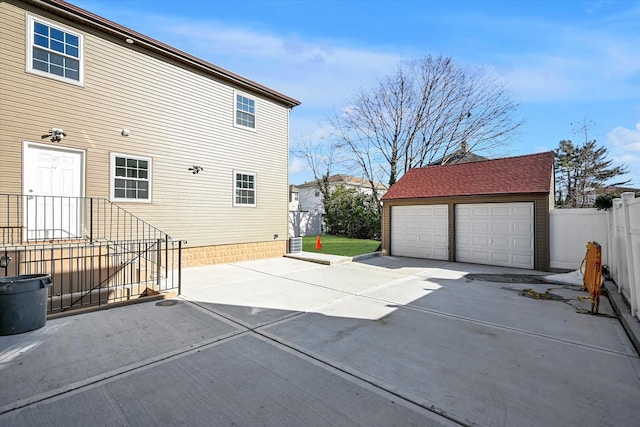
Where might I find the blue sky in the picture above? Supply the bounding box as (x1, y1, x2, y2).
(72, 0, 640, 186)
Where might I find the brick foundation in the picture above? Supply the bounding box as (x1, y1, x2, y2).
(180, 240, 287, 267)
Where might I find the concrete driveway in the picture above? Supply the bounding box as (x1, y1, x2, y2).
(1, 256, 639, 426)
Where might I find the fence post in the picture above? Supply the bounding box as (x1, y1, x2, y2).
(606, 209, 615, 289)
(621, 192, 638, 318)
(178, 240, 183, 296)
(89, 198, 93, 243)
(156, 238, 162, 289)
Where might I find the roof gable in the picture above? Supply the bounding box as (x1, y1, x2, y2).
(382, 151, 554, 200)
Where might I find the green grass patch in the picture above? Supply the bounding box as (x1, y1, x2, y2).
(302, 235, 381, 257)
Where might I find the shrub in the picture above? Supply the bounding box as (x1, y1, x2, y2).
(324, 186, 380, 239)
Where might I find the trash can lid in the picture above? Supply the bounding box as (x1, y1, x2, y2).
(0, 274, 52, 294)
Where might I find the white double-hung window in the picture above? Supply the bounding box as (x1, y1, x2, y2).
(27, 15, 83, 84)
(234, 91, 256, 130)
(111, 154, 152, 202)
(233, 171, 256, 207)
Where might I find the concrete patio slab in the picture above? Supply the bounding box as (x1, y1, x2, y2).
(285, 251, 353, 265)
(182, 273, 351, 327)
(0, 299, 241, 410)
(2, 334, 453, 427)
(263, 303, 640, 426)
(2, 256, 639, 426)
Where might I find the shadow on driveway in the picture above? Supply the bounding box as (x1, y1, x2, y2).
(1, 256, 639, 426)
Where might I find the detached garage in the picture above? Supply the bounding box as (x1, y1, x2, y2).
(381, 152, 555, 271)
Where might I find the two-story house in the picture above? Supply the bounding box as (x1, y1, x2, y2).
(296, 174, 388, 213)
(0, 0, 300, 311)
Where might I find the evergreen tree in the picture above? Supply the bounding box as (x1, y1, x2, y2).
(554, 139, 629, 208)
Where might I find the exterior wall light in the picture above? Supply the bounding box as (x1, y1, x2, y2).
(41, 128, 66, 142)
(0, 254, 11, 268)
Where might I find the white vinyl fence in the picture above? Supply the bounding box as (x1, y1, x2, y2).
(551, 193, 640, 320)
(609, 193, 640, 319)
(289, 211, 322, 238)
(550, 208, 609, 270)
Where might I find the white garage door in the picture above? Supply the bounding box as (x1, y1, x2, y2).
(391, 205, 448, 260)
(456, 203, 534, 269)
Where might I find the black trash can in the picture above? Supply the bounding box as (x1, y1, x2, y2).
(0, 274, 52, 335)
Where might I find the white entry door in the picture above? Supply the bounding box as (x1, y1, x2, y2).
(23, 143, 85, 240)
(456, 202, 534, 269)
(391, 205, 449, 260)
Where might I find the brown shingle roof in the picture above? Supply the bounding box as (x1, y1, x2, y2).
(382, 151, 554, 200)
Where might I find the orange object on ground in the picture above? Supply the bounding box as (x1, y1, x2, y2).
(315, 235, 322, 250)
(582, 241, 602, 314)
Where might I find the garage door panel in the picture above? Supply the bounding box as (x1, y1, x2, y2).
(472, 221, 490, 232)
(457, 234, 471, 245)
(512, 237, 534, 250)
(472, 236, 491, 246)
(456, 221, 472, 232)
(513, 205, 533, 216)
(492, 222, 510, 233)
(474, 206, 491, 216)
(492, 252, 510, 263)
(391, 205, 448, 260)
(491, 236, 510, 249)
(456, 202, 534, 269)
(433, 234, 447, 244)
(511, 218, 533, 230)
(432, 206, 448, 216)
(512, 254, 534, 268)
(491, 206, 510, 216)
(456, 206, 472, 216)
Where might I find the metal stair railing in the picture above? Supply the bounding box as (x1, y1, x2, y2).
(0, 194, 181, 312)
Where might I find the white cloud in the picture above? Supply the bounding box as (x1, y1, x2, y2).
(608, 123, 640, 152)
(289, 157, 306, 174)
(607, 123, 640, 186)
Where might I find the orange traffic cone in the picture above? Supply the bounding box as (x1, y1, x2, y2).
(315, 235, 322, 250)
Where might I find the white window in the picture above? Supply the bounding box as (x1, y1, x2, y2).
(111, 153, 151, 202)
(234, 91, 256, 130)
(233, 171, 256, 207)
(27, 15, 83, 85)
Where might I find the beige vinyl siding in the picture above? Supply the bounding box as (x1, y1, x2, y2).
(0, 2, 291, 248)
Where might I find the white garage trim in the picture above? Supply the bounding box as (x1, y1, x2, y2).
(391, 205, 449, 260)
(456, 202, 534, 269)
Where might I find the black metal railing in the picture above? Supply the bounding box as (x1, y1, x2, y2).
(0, 194, 182, 313)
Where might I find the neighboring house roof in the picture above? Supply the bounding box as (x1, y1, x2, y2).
(297, 174, 388, 190)
(31, 0, 301, 109)
(382, 151, 554, 200)
(428, 142, 487, 166)
(429, 151, 487, 166)
(587, 186, 640, 195)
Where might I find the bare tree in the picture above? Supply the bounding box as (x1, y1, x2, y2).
(292, 136, 338, 202)
(330, 55, 521, 204)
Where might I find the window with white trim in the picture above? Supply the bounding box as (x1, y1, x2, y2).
(234, 92, 256, 130)
(27, 15, 83, 84)
(233, 171, 256, 207)
(111, 154, 151, 202)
